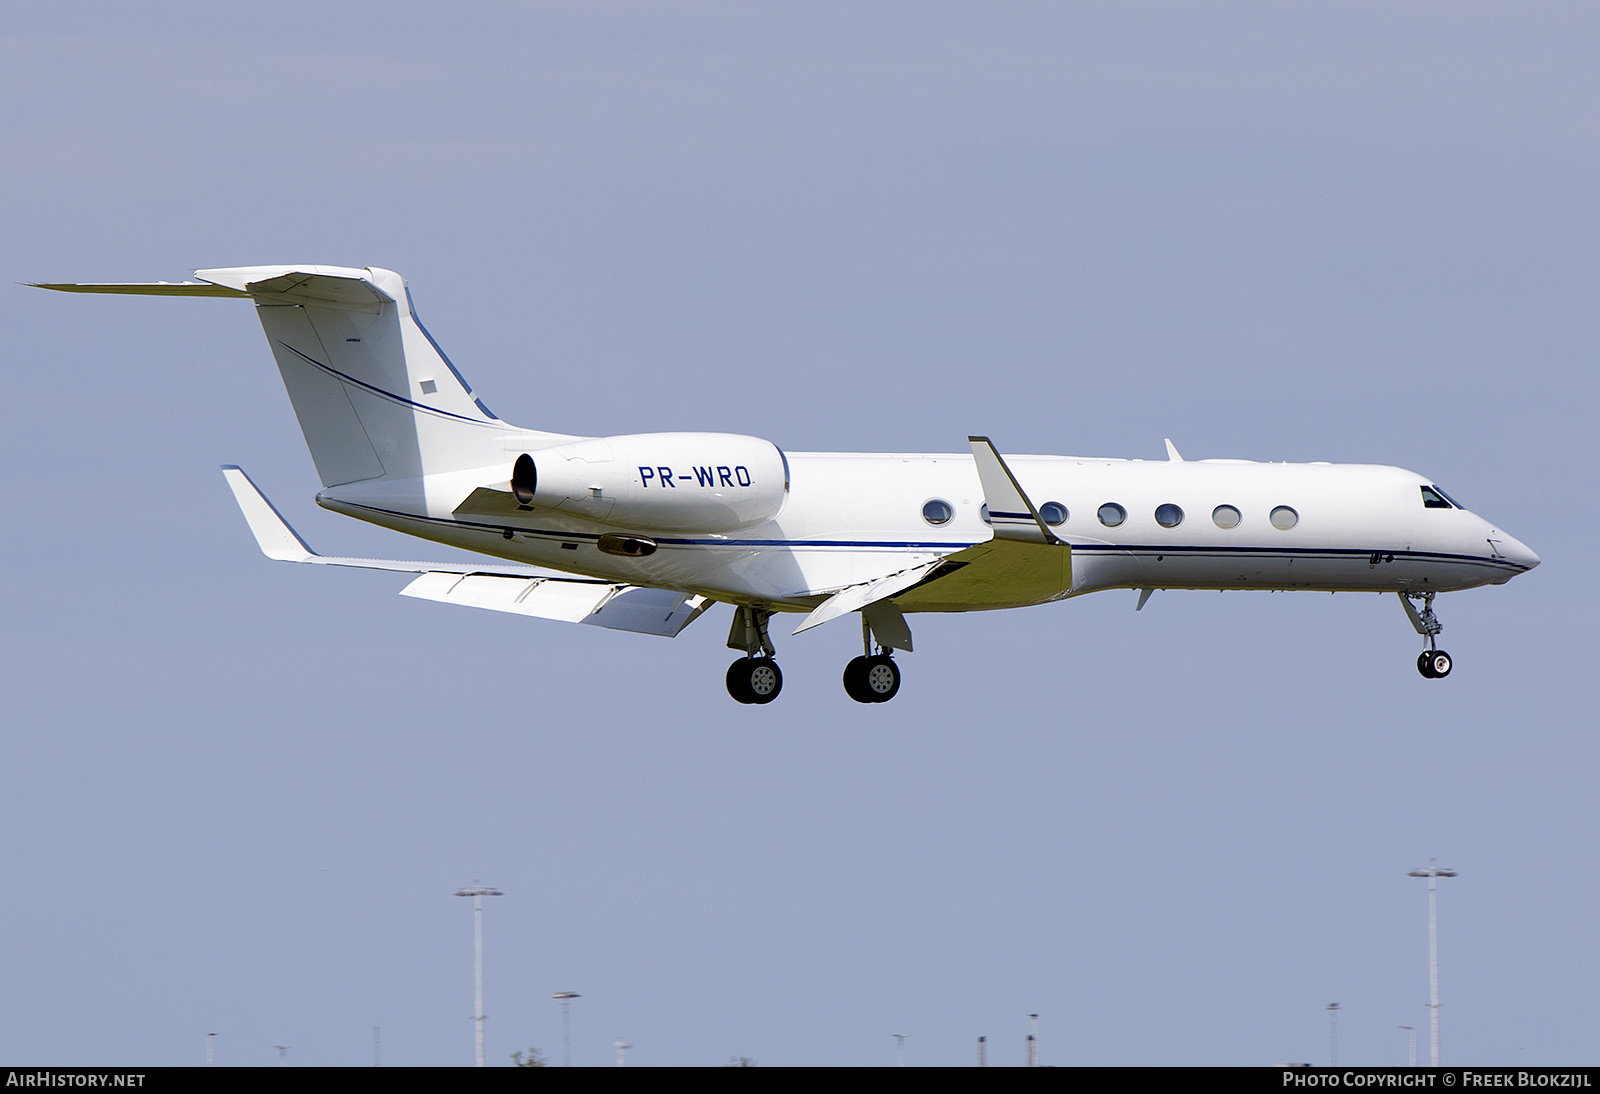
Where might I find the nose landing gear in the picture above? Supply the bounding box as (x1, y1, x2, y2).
(1399, 592, 1452, 679)
(1417, 649, 1453, 679)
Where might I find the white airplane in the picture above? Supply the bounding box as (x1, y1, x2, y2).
(36, 264, 1539, 703)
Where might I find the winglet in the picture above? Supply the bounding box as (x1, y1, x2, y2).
(1164, 438, 1184, 462)
(220, 466, 317, 562)
(967, 437, 1061, 545)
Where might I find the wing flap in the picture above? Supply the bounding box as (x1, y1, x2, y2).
(400, 572, 612, 621)
(400, 572, 709, 637)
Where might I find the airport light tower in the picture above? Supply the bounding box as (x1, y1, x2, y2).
(455, 883, 503, 1067)
(553, 992, 581, 1067)
(1407, 860, 1456, 1067)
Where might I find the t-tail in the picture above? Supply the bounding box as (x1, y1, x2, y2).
(33, 265, 554, 486)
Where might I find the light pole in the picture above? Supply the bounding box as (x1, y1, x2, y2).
(1327, 1003, 1340, 1066)
(1027, 1014, 1039, 1067)
(613, 1039, 631, 1066)
(892, 1033, 909, 1067)
(454, 883, 503, 1067)
(1408, 860, 1456, 1067)
(1399, 1025, 1417, 1067)
(553, 992, 581, 1066)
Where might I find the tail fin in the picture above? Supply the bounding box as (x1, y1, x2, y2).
(197, 265, 510, 486)
(38, 266, 532, 487)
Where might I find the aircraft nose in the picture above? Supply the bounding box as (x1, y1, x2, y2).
(1494, 530, 1540, 571)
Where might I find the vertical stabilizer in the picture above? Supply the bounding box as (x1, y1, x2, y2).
(194, 265, 513, 487)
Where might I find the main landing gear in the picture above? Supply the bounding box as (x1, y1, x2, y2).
(723, 606, 906, 704)
(726, 606, 783, 704)
(843, 615, 901, 703)
(1400, 591, 1452, 679)
(726, 656, 783, 704)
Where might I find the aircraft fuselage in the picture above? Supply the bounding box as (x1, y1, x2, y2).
(317, 452, 1538, 611)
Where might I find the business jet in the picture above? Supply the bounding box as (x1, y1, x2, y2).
(35, 265, 1539, 704)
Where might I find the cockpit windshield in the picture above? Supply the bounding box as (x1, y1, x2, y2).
(1422, 485, 1464, 510)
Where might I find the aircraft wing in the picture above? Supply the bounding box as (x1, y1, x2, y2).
(793, 437, 1073, 635)
(221, 466, 711, 638)
(892, 539, 1071, 612)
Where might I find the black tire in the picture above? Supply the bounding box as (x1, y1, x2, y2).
(728, 657, 782, 704)
(727, 658, 756, 703)
(1427, 650, 1452, 679)
(1417, 651, 1437, 679)
(863, 655, 901, 703)
(843, 656, 874, 703)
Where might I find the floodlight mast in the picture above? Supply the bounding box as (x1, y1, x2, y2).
(455, 883, 504, 1067)
(553, 992, 581, 1067)
(1407, 860, 1457, 1067)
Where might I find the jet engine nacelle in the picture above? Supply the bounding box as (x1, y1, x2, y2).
(512, 432, 790, 533)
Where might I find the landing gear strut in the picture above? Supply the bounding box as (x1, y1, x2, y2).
(1400, 592, 1452, 679)
(843, 615, 902, 703)
(726, 606, 783, 704)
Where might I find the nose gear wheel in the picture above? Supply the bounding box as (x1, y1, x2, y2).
(1417, 650, 1453, 679)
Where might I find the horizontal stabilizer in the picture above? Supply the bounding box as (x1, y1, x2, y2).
(31, 281, 249, 297)
(968, 436, 1061, 545)
(792, 560, 943, 636)
(226, 270, 392, 312)
(34, 265, 394, 312)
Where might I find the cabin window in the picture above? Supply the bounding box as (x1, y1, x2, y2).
(1270, 505, 1299, 530)
(1097, 503, 1126, 527)
(922, 499, 954, 526)
(1039, 501, 1068, 526)
(1421, 486, 1453, 509)
(1154, 503, 1184, 528)
(1212, 504, 1241, 529)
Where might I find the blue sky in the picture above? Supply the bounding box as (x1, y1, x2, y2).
(1, 2, 1594, 1066)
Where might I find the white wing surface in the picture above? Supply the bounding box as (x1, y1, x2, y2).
(221, 466, 710, 637)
